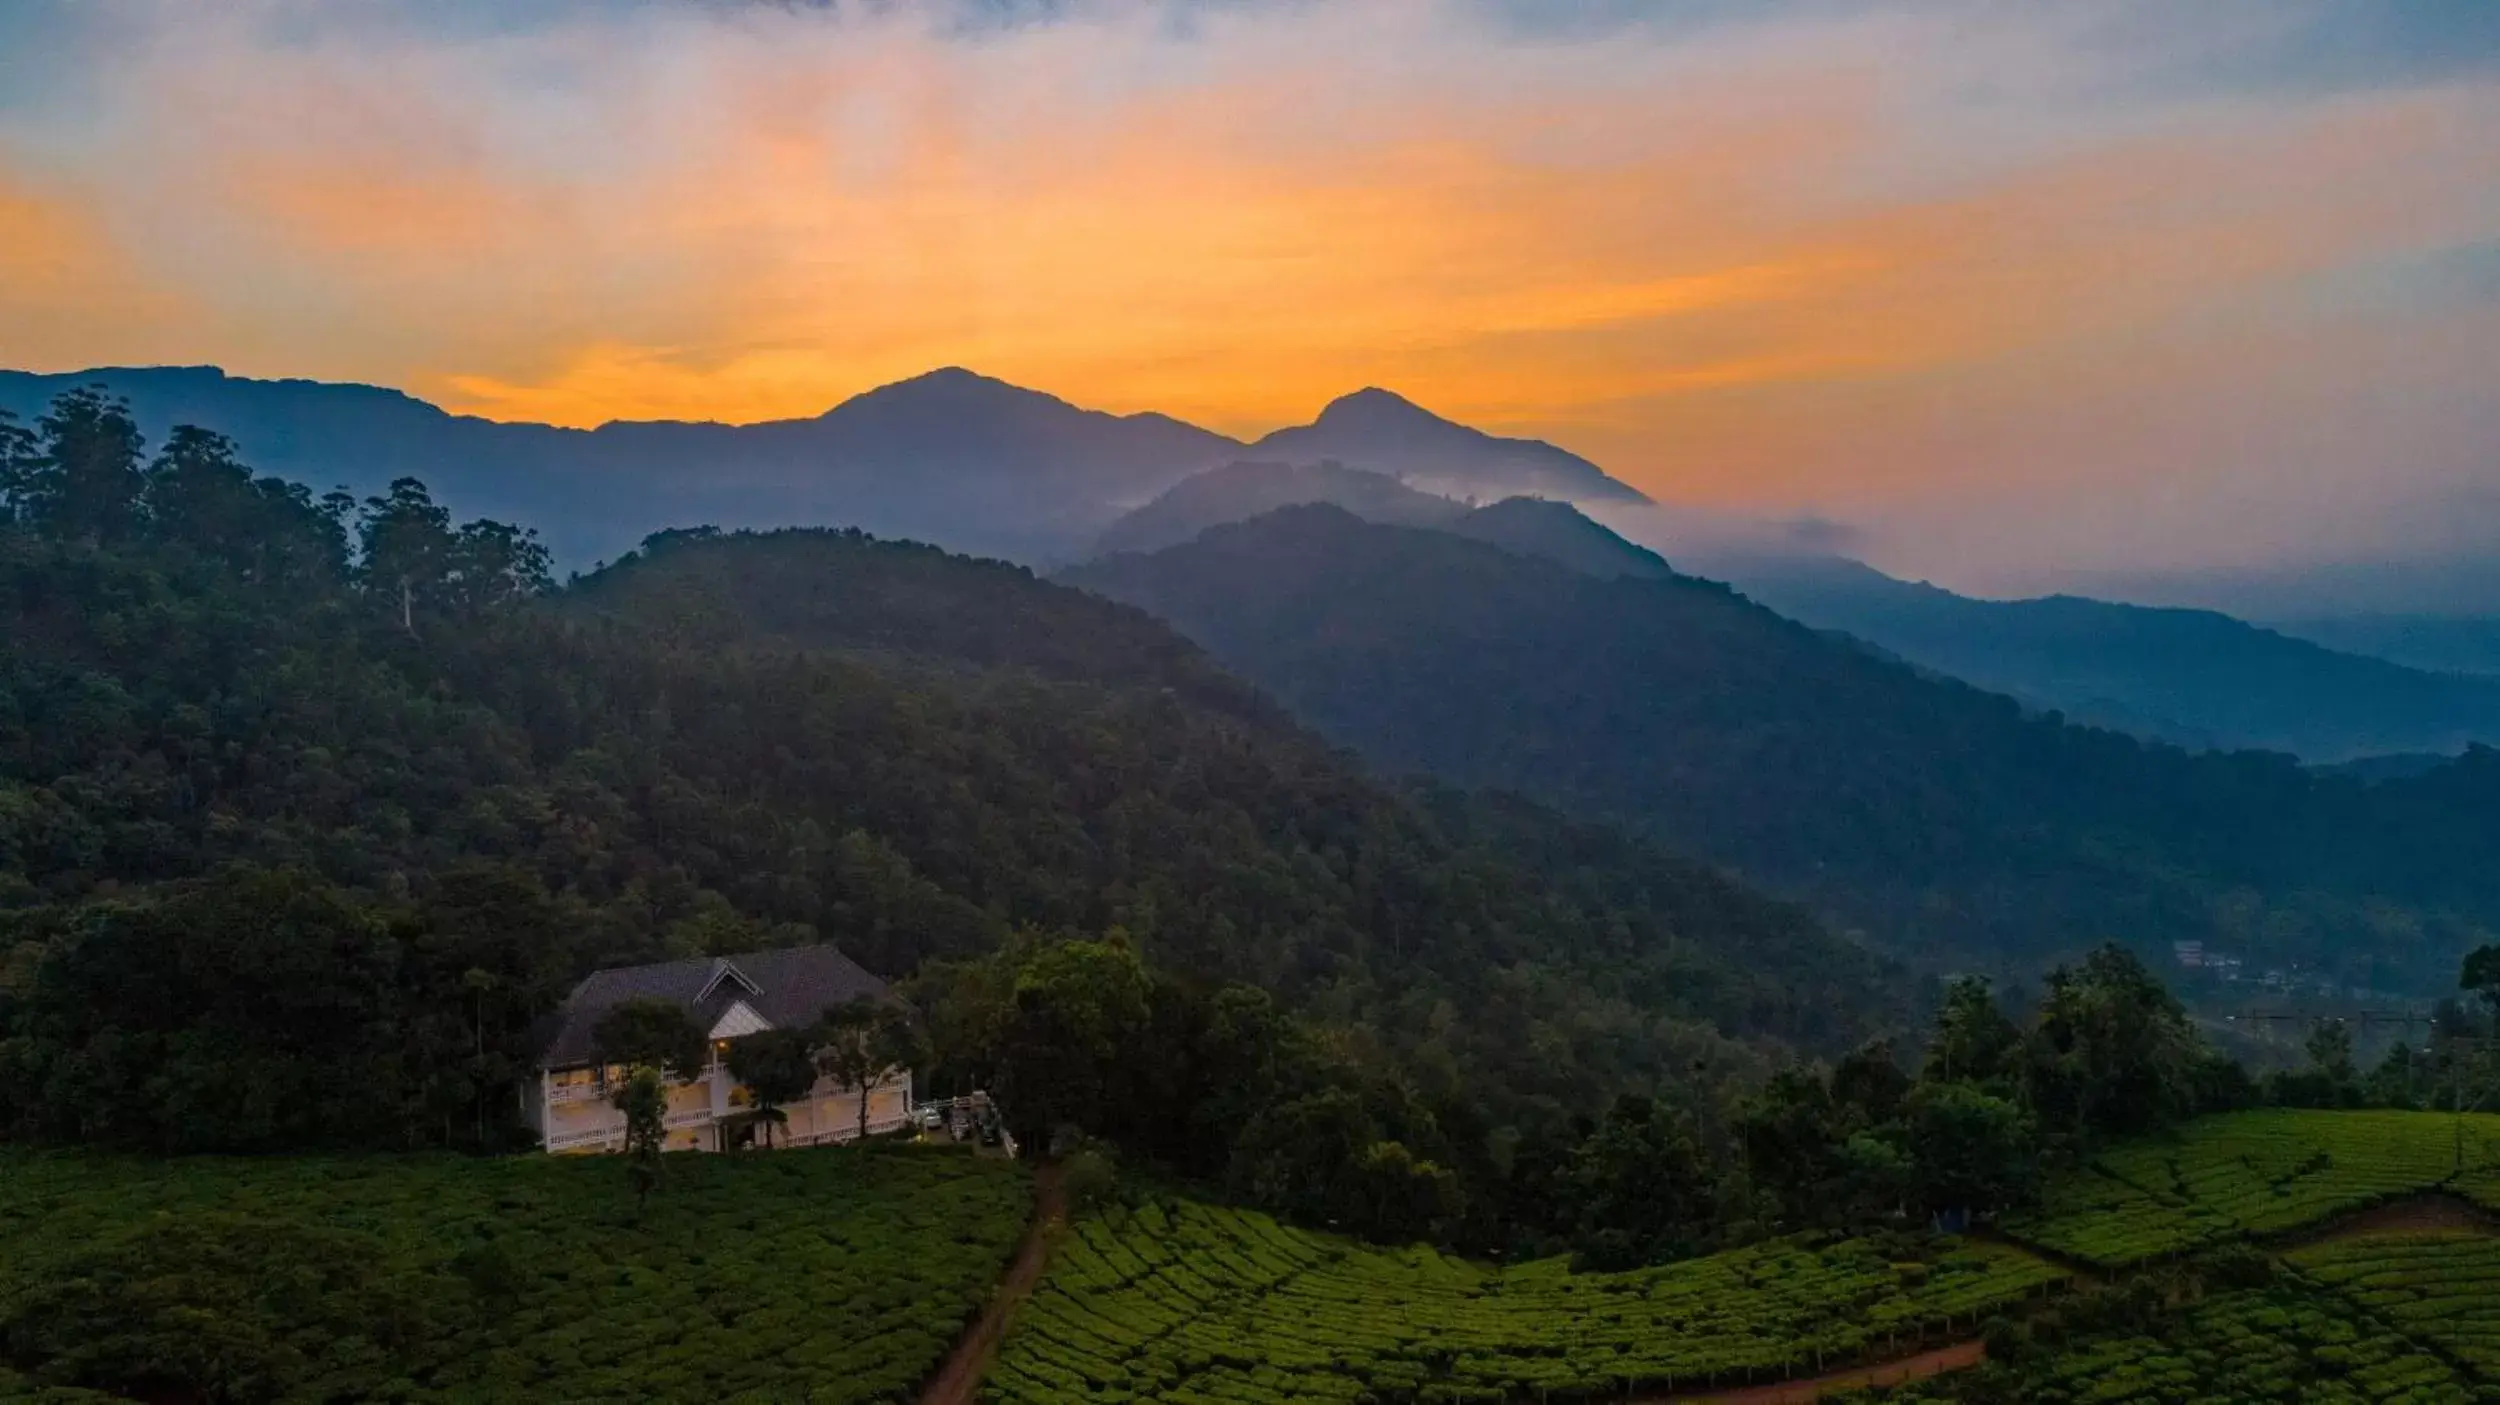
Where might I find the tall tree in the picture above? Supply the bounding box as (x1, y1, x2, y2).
(724, 1027, 817, 1148)
(612, 1065, 668, 1212)
(1565, 1094, 1717, 1269)
(815, 997, 926, 1142)
(590, 999, 709, 1083)
(448, 518, 553, 614)
(2021, 944, 2208, 1140)
(1899, 1082, 2038, 1223)
(986, 938, 1155, 1154)
(1925, 976, 2021, 1086)
(26, 387, 147, 544)
(357, 477, 456, 633)
(2462, 944, 2500, 1018)
(860, 1003, 929, 1141)
(2305, 1019, 2357, 1086)
(143, 425, 348, 584)
(0, 408, 36, 523)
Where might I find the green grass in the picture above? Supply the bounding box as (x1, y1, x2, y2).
(2294, 1232, 2500, 1378)
(2005, 1110, 2500, 1268)
(985, 1197, 2065, 1403)
(0, 1144, 1027, 1404)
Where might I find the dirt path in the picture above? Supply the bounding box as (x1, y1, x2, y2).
(1646, 1341, 1985, 1404)
(2281, 1193, 2498, 1249)
(920, 1163, 1066, 1405)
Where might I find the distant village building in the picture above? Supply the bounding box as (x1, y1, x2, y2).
(2172, 940, 2205, 968)
(525, 946, 913, 1155)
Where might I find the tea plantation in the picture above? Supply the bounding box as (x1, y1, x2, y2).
(21, 1109, 2500, 1405)
(991, 1111, 2500, 1405)
(1869, 1273, 2491, 1404)
(984, 1197, 2064, 1402)
(0, 1144, 1027, 1403)
(2001, 1109, 2500, 1268)
(2294, 1231, 2500, 1378)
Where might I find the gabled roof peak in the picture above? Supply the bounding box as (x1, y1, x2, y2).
(696, 957, 764, 1004)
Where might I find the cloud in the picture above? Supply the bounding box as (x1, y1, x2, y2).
(0, 0, 2495, 586)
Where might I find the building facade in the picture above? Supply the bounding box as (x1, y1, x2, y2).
(524, 946, 913, 1154)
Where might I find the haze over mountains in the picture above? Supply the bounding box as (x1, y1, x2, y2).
(1066, 504, 2500, 991)
(1687, 552, 2500, 763)
(0, 366, 1643, 569)
(1100, 459, 2500, 764)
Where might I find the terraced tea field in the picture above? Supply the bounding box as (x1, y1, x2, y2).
(1874, 1277, 2488, 1404)
(2003, 1109, 2500, 1268)
(0, 1145, 1028, 1403)
(984, 1197, 2064, 1403)
(2294, 1231, 2500, 1379)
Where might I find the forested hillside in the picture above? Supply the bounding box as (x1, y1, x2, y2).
(0, 391, 1905, 1241)
(1067, 506, 2500, 989)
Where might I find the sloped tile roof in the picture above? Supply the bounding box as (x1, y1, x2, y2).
(538, 944, 890, 1069)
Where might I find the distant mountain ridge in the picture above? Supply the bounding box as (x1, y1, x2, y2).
(1092, 460, 1470, 558)
(1697, 551, 2500, 763)
(2272, 614, 2500, 679)
(1246, 387, 1648, 506)
(1095, 460, 1671, 582)
(0, 365, 1645, 568)
(1098, 460, 2493, 763)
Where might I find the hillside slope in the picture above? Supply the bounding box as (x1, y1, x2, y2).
(1448, 496, 1673, 580)
(0, 505, 1911, 1167)
(1092, 460, 1467, 557)
(1705, 552, 2500, 761)
(1064, 506, 2500, 988)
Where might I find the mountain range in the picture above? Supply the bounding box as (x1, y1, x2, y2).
(1098, 459, 2500, 764)
(1065, 504, 2500, 991)
(0, 366, 1641, 569)
(8, 361, 2492, 766)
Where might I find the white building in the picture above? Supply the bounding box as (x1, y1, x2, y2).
(523, 946, 913, 1154)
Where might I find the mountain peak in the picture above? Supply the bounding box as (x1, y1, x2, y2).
(1312, 386, 1447, 429)
(832, 365, 1051, 415)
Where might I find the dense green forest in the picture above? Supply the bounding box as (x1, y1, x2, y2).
(0, 389, 1907, 1248)
(1068, 505, 2500, 990)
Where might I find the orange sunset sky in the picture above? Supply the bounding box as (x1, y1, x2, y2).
(3, 1, 2497, 590)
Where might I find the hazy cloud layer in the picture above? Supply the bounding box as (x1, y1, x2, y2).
(0, 0, 2495, 591)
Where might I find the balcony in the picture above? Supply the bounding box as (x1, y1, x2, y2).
(546, 1125, 620, 1152)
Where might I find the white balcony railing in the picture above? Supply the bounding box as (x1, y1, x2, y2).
(546, 1126, 620, 1152)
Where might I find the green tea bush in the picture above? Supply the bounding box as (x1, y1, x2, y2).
(2294, 1231, 2500, 1377)
(1877, 1279, 2484, 1403)
(985, 1196, 2063, 1402)
(2004, 1110, 2500, 1268)
(0, 1144, 1026, 1403)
